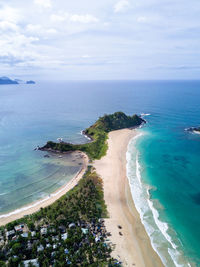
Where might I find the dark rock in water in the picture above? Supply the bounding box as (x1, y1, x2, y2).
(186, 127, 200, 133)
(191, 192, 200, 205)
(44, 154, 50, 158)
(0, 76, 18, 84)
(26, 80, 36, 84)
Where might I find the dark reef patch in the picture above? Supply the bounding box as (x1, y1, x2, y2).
(191, 192, 200, 205)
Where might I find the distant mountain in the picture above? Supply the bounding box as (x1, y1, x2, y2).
(26, 80, 36, 84)
(0, 77, 36, 85)
(0, 77, 18, 84)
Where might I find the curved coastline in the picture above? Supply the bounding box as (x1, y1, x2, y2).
(127, 133, 195, 267)
(94, 128, 163, 267)
(0, 152, 88, 226)
(1, 127, 164, 266)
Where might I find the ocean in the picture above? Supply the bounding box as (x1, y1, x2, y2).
(0, 80, 199, 266)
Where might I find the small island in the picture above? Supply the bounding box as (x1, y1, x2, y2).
(0, 76, 36, 85)
(26, 80, 36, 84)
(0, 77, 18, 85)
(39, 112, 145, 160)
(186, 127, 200, 134)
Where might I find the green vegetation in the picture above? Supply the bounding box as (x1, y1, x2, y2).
(32, 167, 108, 224)
(0, 112, 144, 266)
(41, 112, 144, 159)
(0, 168, 118, 266)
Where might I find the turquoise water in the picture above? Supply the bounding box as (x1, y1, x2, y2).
(0, 81, 200, 265)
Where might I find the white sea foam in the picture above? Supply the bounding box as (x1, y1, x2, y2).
(80, 130, 92, 141)
(141, 113, 151, 116)
(147, 198, 177, 250)
(126, 132, 192, 267)
(0, 195, 51, 219)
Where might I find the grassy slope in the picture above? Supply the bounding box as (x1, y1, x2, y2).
(42, 112, 144, 160)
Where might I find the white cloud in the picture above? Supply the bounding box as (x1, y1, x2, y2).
(46, 28, 57, 34)
(0, 6, 20, 23)
(50, 14, 66, 22)
(0, 21, 18, 32)
(137, 16, 147, 23)
(26, 24, 42, 33)
(26, 24, 57, 37)
(51, 12, 99, 24)
(82, 55, 91, 58)
(114, 0, 130, 13)
(34, 0, 52, 8)
(70, 14, 99, 23)
(0, 0, 199, 80)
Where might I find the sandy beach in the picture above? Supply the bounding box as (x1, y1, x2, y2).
(0, 128, 163, 265)
(0, 152, 88, 226)
(94, 129, 164, 267)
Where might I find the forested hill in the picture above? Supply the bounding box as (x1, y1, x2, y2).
(40, 112, 145, 160)
(85, 112, 144, 133)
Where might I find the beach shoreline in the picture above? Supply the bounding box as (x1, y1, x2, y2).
(94, 128, 164, 267)
(0, 151, 88, 226)
(1, 127, 163, 266)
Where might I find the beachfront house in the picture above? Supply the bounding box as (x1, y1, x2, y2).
(81, 228, 88, 235)
(37, 244, 44, 252)
(31, 231, 36, 237)
(61, 233, 68, 240)
(6, 230, 15, 239)
(69, 223, 76, 229)
(14, 224, 24, 233)
(23, 259, 39, 267)
(40, 227, 47, 235)
(21, 232, 28, 238)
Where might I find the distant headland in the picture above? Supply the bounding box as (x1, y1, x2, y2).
(39, 111, 145, 159)
(0, 76, 36, 85)
(26, 80, 36, 84)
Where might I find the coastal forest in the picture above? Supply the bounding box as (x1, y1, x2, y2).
(0, 112, 144, 266)
(0, 168, 116, 266)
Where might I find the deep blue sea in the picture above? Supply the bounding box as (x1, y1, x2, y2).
(0, 80, 199, 266)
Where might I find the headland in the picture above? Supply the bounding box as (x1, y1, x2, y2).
(0, 112, 163, 266)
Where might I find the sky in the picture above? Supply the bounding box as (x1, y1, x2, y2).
(0, 0, 200, 80)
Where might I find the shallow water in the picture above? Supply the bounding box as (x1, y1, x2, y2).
(0, 80, 200, 265)
(0, 152, 83, 215)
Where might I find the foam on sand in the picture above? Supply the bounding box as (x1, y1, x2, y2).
(0, 169, 82, 219)
(126, 132, 193, 267)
